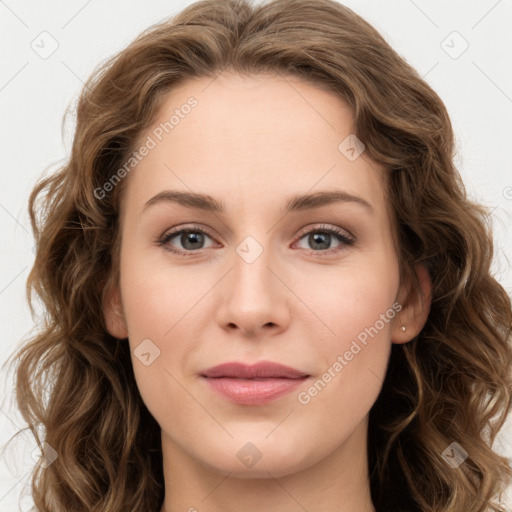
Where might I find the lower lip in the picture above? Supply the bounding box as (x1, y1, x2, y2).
(203, 377, 308, 405)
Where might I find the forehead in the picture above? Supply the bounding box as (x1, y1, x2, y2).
(122, 71, 389, 219)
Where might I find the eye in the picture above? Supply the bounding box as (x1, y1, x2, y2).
(293, 224, 355, 255)
(156, 223, 355, 256)
(157, 224, 216, 255)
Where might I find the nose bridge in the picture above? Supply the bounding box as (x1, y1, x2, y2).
(231, 232, 277, 300)
(225, 199, 279, 285)
(215, 229, 289, 334)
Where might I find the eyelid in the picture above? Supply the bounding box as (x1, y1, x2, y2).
(294, 223, 354, 242)
(157, 223, 218, 252)
(291, 223, 355, 255)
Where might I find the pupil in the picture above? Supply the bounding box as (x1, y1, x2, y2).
(183, 232, 203, 249)
(311, 233, 330, 250)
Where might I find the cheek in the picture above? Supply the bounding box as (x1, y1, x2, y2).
(119, 249, 206, 341)
(293, 281, 396, 438)
(300, 259, 399, 401)
(117, 246, 216, 403)
(301, 260, 399, 346)
(118, 258, 198, 424)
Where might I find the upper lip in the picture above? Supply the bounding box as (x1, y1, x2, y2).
(200, 361, 309, 379)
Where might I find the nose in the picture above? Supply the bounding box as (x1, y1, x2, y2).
(215, 241, 291, 338)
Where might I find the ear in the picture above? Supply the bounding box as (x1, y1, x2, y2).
(103, 282, 129, 339)
(392, 264, 432, 344)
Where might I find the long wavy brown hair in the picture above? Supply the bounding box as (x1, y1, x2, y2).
(5, 0, 512, 510)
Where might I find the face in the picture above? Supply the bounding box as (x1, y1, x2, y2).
(104, 71, 427, 478)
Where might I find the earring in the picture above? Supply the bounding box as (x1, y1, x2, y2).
(400, 325, 406, 332)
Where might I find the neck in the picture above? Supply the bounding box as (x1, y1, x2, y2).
(159, 415, 376, 512)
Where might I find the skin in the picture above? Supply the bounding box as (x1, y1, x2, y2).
(104, 71, 431, 512)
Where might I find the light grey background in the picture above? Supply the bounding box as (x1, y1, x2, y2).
(1, 0, 511, 510)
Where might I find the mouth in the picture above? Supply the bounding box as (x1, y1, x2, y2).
(200, 361, 310, 405)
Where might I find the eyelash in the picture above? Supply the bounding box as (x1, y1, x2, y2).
(156, 223, 355, 257)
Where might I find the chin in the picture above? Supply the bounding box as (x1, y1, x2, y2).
(194, 438, 315, 479)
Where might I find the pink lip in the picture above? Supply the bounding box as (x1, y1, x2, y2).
(200, 361, 310, 405)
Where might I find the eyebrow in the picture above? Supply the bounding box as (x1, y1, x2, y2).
(142, 189, 374, 215)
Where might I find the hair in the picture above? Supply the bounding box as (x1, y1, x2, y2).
(5, 0, 512, 510)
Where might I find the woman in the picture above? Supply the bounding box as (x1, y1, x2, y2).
(8, 0, 512, 510)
